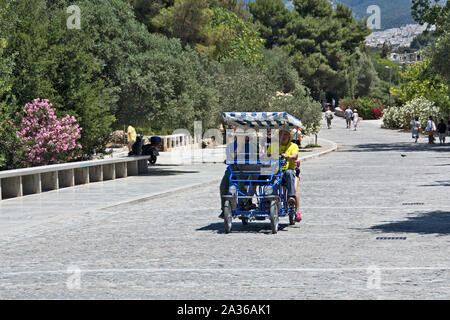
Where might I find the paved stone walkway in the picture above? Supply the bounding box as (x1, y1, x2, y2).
(0, 117, 448, 299)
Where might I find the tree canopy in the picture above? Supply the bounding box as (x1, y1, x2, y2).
(249, 0, 370, 100)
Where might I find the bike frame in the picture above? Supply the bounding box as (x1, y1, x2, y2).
(225, 156, 295, 218)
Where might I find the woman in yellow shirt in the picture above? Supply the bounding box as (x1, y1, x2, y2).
(267, 129, 298, 209)
(127, 125, 137, 152)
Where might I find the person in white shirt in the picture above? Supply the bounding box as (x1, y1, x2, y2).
(324, 107, 333, 129)
(426, 116, 436, 144)
(353, 109, 359, 131)
(411, 117, 420, 143)
(344, 107, 353, 129)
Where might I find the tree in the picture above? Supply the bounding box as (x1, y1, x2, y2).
(411, 0, 449, 82)
(213, 48, 322, 134)
(249, 0, 290, 48)
(262, 46, 302, 93)
(251, 0, 370, 100)
(431, 34, 450, 83)
(71, 0, 219, 134)
(209, 0, 250, 20)
(152, 0, 211, 46)
(127, 0, 175, 33)
(200, 7, 265, 65)
(355, 50, 380, 97)
(1, 0, 114, 157)
(410, 31, 436, 50)
(380, 41, 392, 58)
(153, 0, 264, 65)
(411, 0, 449, 34)
(0, 0, 15, 105)
(391, 60, 449, 115)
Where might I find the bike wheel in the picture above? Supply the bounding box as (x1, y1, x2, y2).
(224, 200, 233, 234)
(269, 200, 279, 234)
(289, 212, 296, 226)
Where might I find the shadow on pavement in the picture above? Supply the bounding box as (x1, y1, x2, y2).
(197, 222, 290, 234)
(369, 210, 450, 235)
(142, 169, 200, 176)
(343, 142, 450, 153)
(420, 180, 450, 187)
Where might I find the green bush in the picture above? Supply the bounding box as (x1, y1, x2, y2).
(383, 97, 442, 130)
(1, 0, 114, 158)
(214, 53, 322, 135)
(339, 97, 385, 120)
(0, 103, 27, 170)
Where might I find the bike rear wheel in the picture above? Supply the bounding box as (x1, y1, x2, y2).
(224, 200, 233, 234)
(269, 200, 279, 234)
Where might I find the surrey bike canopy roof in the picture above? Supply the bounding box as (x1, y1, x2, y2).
(222, 112, 302, 129)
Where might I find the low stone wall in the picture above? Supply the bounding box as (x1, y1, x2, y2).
(0, 156, 150, 201)
(145, 134, 201, 152)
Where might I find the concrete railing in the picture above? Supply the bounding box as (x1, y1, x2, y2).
(146, 134, 201, 152)
(0, 156, 150, 200)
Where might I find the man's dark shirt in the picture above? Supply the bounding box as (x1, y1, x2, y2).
(437, 123, 447, 134)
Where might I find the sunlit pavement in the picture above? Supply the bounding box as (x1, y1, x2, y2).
(0, 117, 448, 299)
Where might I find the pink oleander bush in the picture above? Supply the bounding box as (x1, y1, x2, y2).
(9, 98, 83, 167)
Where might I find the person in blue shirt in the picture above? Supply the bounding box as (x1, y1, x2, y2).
(219, 132, 257, 218)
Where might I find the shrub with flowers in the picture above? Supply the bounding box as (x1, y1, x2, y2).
(382, 97, 442, 130)
(9, 99, 83, 167)
(339, 97, 385, 120)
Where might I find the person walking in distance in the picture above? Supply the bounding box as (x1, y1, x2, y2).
(426, 116, 436, 144)
(437, 119, 447, 145)
(325, 107, 333, 129)
(321, 100, 328, 112)
(344, 106, 353, 129)
(331, 98, 336, 111)
(411, 117, 420, 143)
(352, 109, 359, 131)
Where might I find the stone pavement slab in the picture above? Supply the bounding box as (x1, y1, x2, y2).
(0, 141, 336, 243)
(0, 117, 448, 299)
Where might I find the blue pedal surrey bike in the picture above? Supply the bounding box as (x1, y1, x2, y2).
(221, 112, 302, 234)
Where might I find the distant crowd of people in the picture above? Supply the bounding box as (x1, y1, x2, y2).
(325, 106, 359, 131)
(323, 103, 449, 145)
(417, 116, 449, 145)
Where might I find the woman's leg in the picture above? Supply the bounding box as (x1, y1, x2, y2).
(295, 176, 300, 212)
